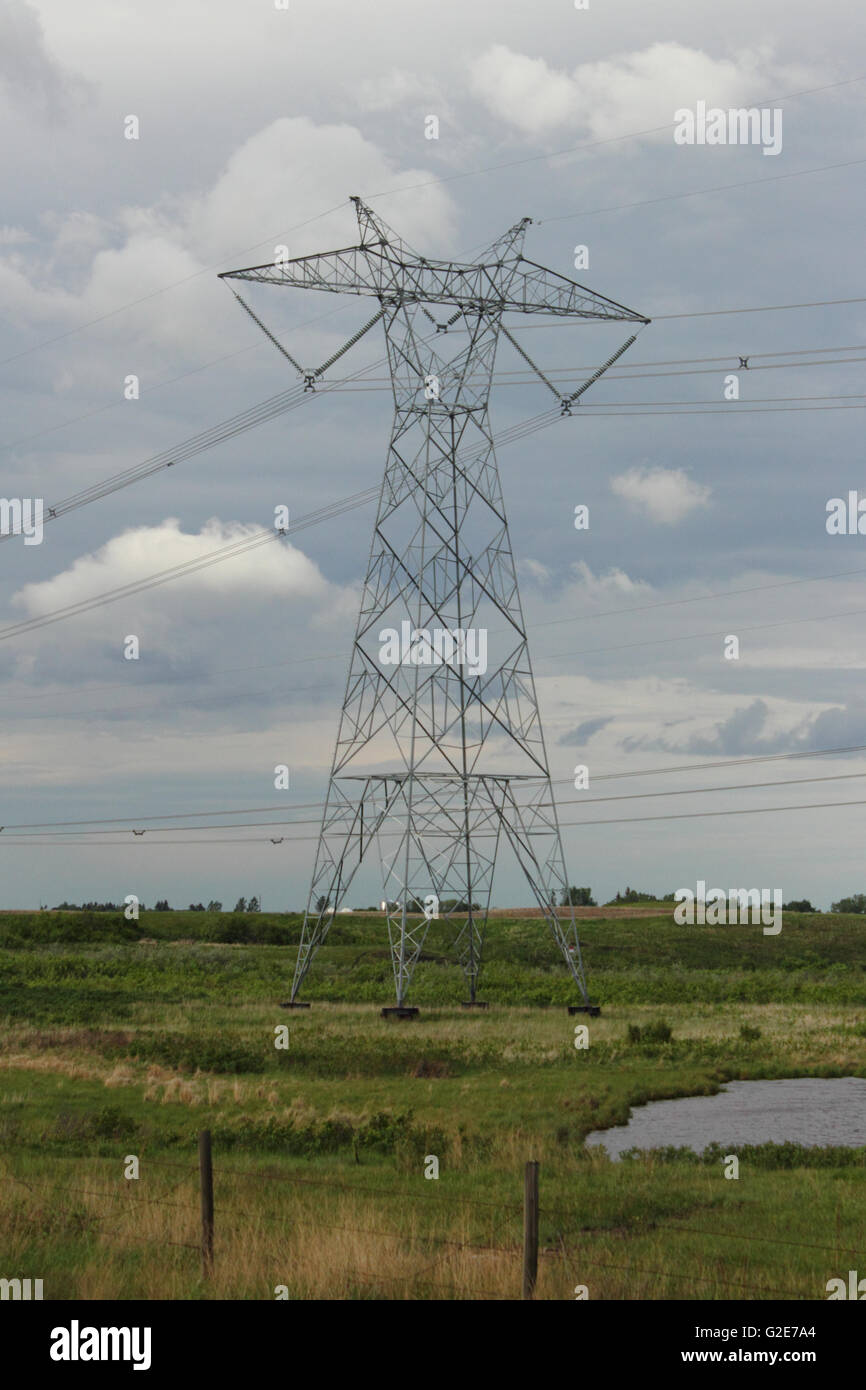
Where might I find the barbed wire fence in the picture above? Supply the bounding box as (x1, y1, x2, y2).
(0, 1141, 854, 1300)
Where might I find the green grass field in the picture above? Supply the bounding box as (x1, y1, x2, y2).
(1, 908, 864, 1299)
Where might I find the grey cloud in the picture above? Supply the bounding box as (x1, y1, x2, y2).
(557, 715, 614, 746)
(0, 0, 91, 119)
(622, 699, 866, 759)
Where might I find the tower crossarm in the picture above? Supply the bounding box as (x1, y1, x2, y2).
(220, 250, 650, 324)
(507, 259, 650, 322)
(219, 247, 382, 298)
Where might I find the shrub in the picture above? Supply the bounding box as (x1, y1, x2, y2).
(46, 1105, 140, 1144)
(626, 1020, 672, 1044)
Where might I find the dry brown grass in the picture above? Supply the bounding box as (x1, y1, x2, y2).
(0, 1160, 557, 1299)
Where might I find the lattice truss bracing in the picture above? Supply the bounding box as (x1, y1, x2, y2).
(221, 198, 648, 1007)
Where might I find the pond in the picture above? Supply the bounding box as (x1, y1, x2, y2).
(584, 1077, 866, 1158)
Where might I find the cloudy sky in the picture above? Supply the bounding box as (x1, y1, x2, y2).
(1, 0, 865, 912)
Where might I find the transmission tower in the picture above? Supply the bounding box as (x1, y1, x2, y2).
(221, 198, 648, 1015)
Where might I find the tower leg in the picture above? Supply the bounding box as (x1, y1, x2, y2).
(289, 777, 402, 1003)
(494, 779, 594, 1007)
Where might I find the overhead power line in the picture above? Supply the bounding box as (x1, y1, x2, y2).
(6, 355, 863, 552)
(4, 380, 866, 649)
(534, 598, 866, 664)
(1, 320, 438, 540)
(9, 743, 866, 834)
(592, 742, 866, 781)
(539, 153, 866, 223)
(0, 529, 280, 641)
(9, 522, 866, 716)
(561, 794, 866, 830)
(13, 307, 579, 540)
(5, 793, 866, 847)
(313, 344, 866, 383)
(520, 296, 866, 327)
(0, 300, 350, 452)
(7, 767, 866, 838)
(0, 200, 351, 369)
(561, 767, 866, 807)
(0, 406, 567, 643)
(5, 338, 862, 455)
(653, 296, 866, 322)
(0, 487, 381, 643)
(560, 401, 866, 416)
(315, 371, 866, 395)
(6, 486, 866, 698)
(365, 73, 866, 200)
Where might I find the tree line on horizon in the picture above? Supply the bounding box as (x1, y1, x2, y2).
(43, 889, 866, 914)
(51, 896, 262, 913)
(560, 886, 832, 912)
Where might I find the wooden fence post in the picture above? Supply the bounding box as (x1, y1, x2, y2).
(522, 1159, 539, 1300)
(199, 1129, 214, 1278)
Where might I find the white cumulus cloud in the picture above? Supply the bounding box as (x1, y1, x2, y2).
(468, 41, 816, 139)
(11, 516, 355, 619)
(568, 558, 654, 601)
(610, 465, 711, 524)
(0, 115, 458, 375)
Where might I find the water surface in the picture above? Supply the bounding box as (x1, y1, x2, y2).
(584, 1077, 866, 1158)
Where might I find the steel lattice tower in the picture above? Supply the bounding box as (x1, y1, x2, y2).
(221, 198, 648, 1013)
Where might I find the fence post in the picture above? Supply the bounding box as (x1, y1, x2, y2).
(199, 1129, 214, 1279)
(522, 1159, 539, 1300)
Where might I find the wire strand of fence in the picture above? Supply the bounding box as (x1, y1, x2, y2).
(88, 1223, 199, 1251)
(646, 1219, 864, 1258)
(214, 1211, 518, 1254)
(201, 1163, 523, 1211)
(33, 1153, 521, 1214)
(549, 1249, 810, 1299)
(0, 1172, 195, 1210)
(541, 1207, 865, 1258)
